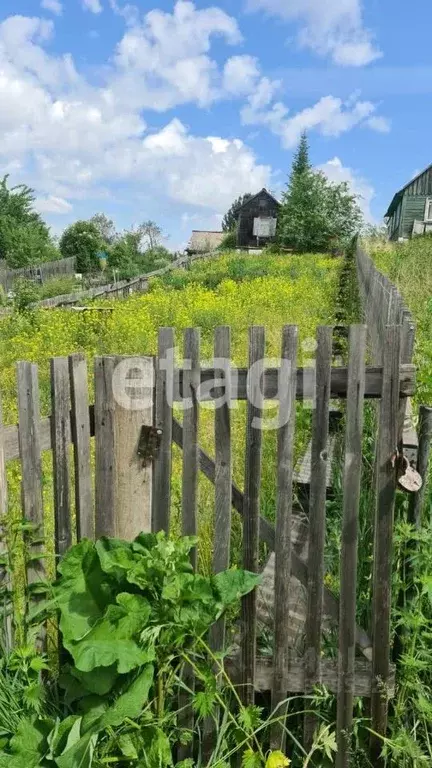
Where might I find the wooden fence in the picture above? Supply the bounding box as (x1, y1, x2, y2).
(0, 323, 417, 766)
(0, 257, 76, 292)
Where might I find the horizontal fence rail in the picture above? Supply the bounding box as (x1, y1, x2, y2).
(0, 323, 409, 767)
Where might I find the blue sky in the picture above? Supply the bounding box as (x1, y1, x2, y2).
(1, 0, 432, 249)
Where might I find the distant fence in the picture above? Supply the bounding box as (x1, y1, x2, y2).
(355, 243, 415, 366)
(28, 250, 222, 309)
(0, 323, 417, 766)
(0, 257, 76, 292)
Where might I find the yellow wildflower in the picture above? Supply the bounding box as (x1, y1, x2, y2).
(265, 750, 291, 768)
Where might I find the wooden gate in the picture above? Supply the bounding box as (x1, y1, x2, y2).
(0, 323, 416, 766)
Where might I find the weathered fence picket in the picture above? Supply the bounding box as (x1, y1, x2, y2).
(51, 357, 72, 559)
(69, 353, 93, 541)
(241, 326, 265, 706)
(370, 326, 401, 764)
(271, 325, 298, 749)
(304, 326, 333, 747)
(336, 325, 367, 768)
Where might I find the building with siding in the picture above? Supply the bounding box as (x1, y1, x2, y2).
(236, 189, 280, 248)
(385, 164, 432, 240)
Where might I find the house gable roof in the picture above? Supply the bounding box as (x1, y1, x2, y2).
(385, 162, 432, 218)
(188, 230, 225, 252)
(238, 188, 280, 213)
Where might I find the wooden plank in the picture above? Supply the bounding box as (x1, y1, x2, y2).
(0, 391, 11, 651)
(17, 362, 45, 647)
(336, 326, 366, 768)
(153, 328, 174, 533)
(181, 329, 200, 566)
(304, 326, 332, 747)
(294, 435, 336, 487)
(409, 406, 432, 530)
(51, 358, 72, 559)
(95, 356, 155, 539)
(179, 328, 200, 762)
(69, 354, 93, 541)
(209, 326, 232, 652)
(94, 357, 116, 538)
(171, 416, 373, 661)
(225, 657, 396, 698)
(173, 365, 415, 402)
(370, 326, 401, 765)
(271, 326, 298, 748)
(113, 356, 154, 539)
(241, 326, 265, 706)
(0, 364, 416, 465)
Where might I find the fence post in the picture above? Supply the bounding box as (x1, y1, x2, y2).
(370, 326, 401, 765)
(95, 355, 155, 539)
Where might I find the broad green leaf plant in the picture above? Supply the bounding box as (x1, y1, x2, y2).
(0, 531, 262, 767)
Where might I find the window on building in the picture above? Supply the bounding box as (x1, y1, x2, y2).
(425, 198, 432, 221)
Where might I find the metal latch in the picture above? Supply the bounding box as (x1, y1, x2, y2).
(137, 426, 163, 466)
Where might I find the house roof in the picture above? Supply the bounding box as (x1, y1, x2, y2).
(238, 188, 280, 212)
(385, 163, 432, 218)
(188, 230, 225, 252)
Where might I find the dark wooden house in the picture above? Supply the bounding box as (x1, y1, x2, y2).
(236, 188, 280, 248)
(385, 164, 432, 240)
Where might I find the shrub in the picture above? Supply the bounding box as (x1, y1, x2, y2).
(60, 220, 103, 273)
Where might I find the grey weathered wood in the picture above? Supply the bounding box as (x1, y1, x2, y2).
(51, 358, 72, 558)
(209, 326, 232, 652)
(0, 365, 416, 465)
(114, 356, 154, 539)
(409, 406, 432, 530)
(304, 326, 332, 747)
(182, 329, 200, 567)
(370, 326, 401, 765)
(17, 362, 44, 573)
(153, 328, 174, 533)
(17, 362, 45, 648)
(171, 416, 373, 660)
(241, 326, 265, 706)
(94, 357, 116, 538)
(69, 354, 93, 541)
(225, 657, 395, 698)
(95, 356, 154, 540)
(271, 326, 298, 748)
(179, 329, 200, 762)
(0, 392, 11, 651)
(173, 365, 415, 402)
(336, 326, 367, 768)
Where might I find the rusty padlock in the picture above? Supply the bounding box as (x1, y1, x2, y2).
(397, 455, 423, 494)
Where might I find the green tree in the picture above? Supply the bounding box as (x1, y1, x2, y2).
(139, 220, 164, 250)
(0, 176, 58, 267)
(291, 130, 311, 177)
(279, 135, 363, 252)
(222, 193, 253, 232)
(90, 213, 117, 246)
(59, 220, 103, 273)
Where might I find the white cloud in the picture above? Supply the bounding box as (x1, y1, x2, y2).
(0, 11, 269, 215)
(241, 88, 388, 148)
(247, 0, 381, 66)
(41, 0, 63, 16)
(82, 0, 103, 13)
(223, 55, 260, 95)
(110, 0, 242, 110)
(365, 115, 391, 133)
(317, 156, 375, 221)
(35, 195, 73, 214)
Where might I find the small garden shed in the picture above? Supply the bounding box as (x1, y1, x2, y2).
(236, 188, 280, 248)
